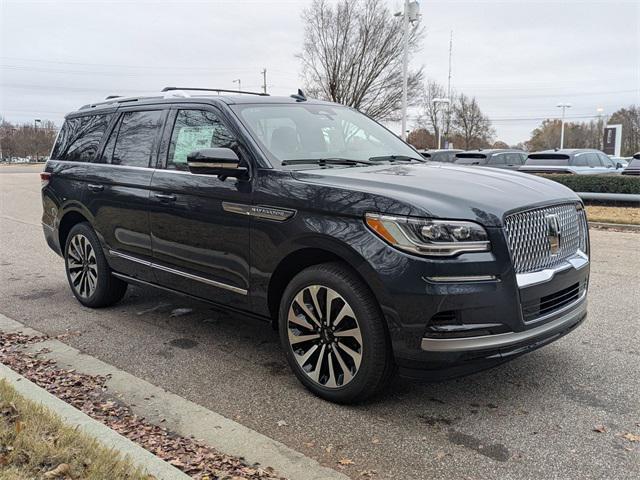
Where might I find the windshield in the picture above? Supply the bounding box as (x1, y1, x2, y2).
(231, 103, 418, 165)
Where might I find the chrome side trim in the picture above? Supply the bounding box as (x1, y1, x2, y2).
(152, 263, 248, 295)
(109, 249, 153, 267)
(426, 275, 498, 283)
(108, 250, 247, 295)
(421, 296, 587, 352)
(517, 250, 588, 288)
(222, 202, 296, 222)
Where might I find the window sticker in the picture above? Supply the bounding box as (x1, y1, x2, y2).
(172, 126, 214, 164)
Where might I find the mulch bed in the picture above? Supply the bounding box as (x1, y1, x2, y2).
(0, 332, 286, 480)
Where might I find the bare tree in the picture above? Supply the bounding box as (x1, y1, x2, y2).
(407, 128, 435, 149)
(416, 80, 452, 145)
(0, 117, 58, 161)
(451, 94, 495, 149)
(299, 0, 424, 121)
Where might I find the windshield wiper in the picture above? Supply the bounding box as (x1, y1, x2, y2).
(368, 155, 426, 163)
(281, 158, 373, 166)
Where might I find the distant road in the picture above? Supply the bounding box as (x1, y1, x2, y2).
(0, 163, 44, 174)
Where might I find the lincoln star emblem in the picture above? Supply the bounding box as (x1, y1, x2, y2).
(546, 214, 561, 255)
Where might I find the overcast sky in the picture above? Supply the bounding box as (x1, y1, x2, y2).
(1, 0, 638, 144)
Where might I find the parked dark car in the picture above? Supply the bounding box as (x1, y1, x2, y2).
(42, 88, 590, 403)
(520, 149, 624, 175)
(454, 149, 527, 170)
(418, 149, 463, 163)
(621, 153, 640, 176)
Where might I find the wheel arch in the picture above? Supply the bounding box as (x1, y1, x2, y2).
(58, 210, 91, 252)
(266, 244, 392, 328)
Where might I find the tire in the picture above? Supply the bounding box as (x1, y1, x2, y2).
(64, 222, 127, 308)
(278, 262, 395, 403)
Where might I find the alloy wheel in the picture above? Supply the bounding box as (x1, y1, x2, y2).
(67, 233, 98, 299)
(287, 285, 363, 388)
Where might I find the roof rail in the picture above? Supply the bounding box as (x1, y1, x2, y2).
(161, 86, 269, 97)
(79, 95, 163, 110)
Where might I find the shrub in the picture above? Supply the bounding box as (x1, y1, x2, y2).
(536, 174, 640, 194)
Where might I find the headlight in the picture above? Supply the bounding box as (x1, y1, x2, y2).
(365, 213, 490, 256)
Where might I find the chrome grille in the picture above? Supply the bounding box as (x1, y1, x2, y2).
(504, 203, 588, 274)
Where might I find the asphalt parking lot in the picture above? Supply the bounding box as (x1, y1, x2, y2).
(1, 164, 639, 480)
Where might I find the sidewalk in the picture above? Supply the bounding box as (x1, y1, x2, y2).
(0, 313, 348, 480)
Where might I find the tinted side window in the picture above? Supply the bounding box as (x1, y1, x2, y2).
(573, 154, 588, 167)
(112, 111, 163, 167)
(488, 153, 506, 165)
(97, 115, 121, 164)
(598, 153, 614, 167)
(587, 153, 602, 167)
(167, 109, 236, 170)
(51, 114, 112, 161)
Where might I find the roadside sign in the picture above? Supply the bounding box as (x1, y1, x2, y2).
(603, 124, 622, 157)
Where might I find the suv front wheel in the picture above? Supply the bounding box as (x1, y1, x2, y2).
(279, 262, 394, 403)
(64, 223, 127, 308)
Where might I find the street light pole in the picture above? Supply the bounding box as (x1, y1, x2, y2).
(33, 119, 41, 163)
(556, 103, 571, 149)
(233, 79, 241, 92)
(400, 0, 410, 140)
(396, 1, 420, 141)
(432, 98, 450, 149)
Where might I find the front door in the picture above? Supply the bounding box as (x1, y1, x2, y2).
(85, 108, 166, 282)
(149, 107, 252, 308)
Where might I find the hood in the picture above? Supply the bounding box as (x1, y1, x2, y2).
(291, 162, 579, 227)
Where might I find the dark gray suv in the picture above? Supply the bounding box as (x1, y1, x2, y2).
(41, 88, 590, 403)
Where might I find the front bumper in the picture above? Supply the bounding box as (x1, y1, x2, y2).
(367, 225, 590, 379)
(420, 290, 586, 353)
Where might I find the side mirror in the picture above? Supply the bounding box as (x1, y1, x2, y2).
(616, 162, 623, 169)
(187, 148, 247, 179)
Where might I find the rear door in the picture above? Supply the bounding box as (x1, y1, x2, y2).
(85, 107, 167, 282)
(43, 112, 115, 244)
(149, 105, 252, 309)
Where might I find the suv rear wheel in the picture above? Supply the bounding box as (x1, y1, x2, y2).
(279, 262, 394, 403)
(64, 223, 127, 308)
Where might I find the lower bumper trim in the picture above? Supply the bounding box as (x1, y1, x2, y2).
(421, 297, 587, 352)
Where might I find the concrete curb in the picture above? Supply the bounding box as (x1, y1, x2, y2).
(0, 363, 190, 480)
(0, 313, 349, 480)
(589, 221, 640, 232)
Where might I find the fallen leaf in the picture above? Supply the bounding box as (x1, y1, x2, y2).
(15, 420, 25, 433)
(43, 463, 70, 478)
(371, 438, 380, 444)
(622, 433, 640, 442)
(303, 441, 315, 448)
(593, 425, 607, 433)
(276, 420, 288, 427)
(338, 458, 355, 466)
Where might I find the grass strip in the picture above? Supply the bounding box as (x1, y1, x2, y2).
(0, 379, 151, 480)
(585, 206, 640, 225)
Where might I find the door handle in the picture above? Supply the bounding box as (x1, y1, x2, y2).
(87, 184, 104, 192)
(154, 193, 177, 201)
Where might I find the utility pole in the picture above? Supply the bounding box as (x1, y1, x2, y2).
(233, 79, 241, 92)
(556, 103, 571, 149)
(261, 68, 267, 94)
(596, 107, 606, 149)
(395, 1, 420, 140)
